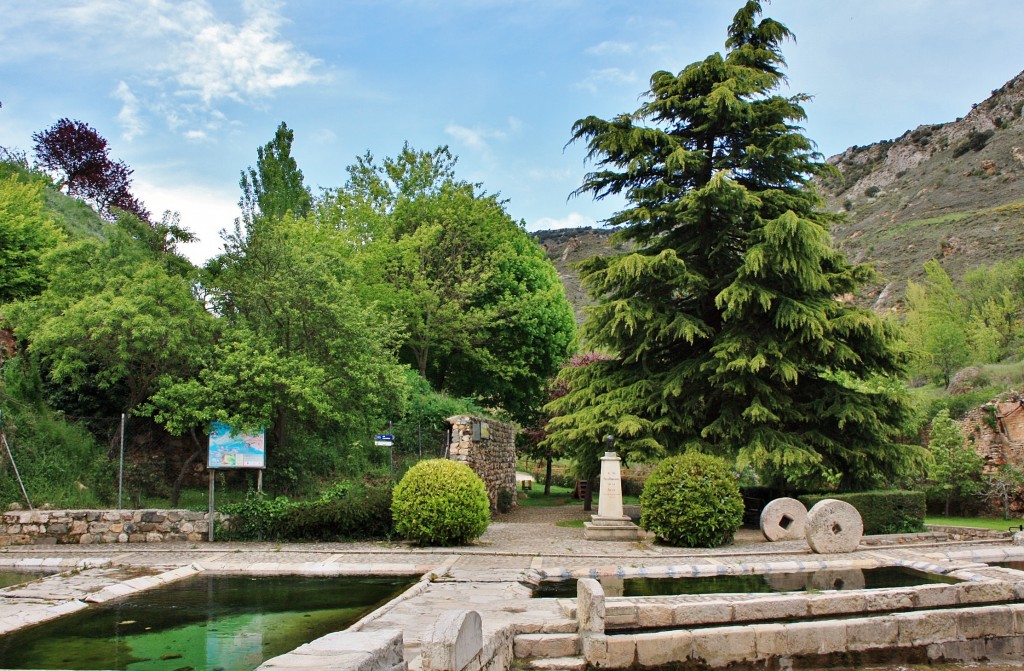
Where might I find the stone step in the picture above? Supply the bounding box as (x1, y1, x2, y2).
(514, 633, 580, 659)
(524, 655, 586, 671)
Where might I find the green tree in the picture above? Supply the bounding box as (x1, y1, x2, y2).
(904, 261, 970, 386)
(185, 211, 408, 489)
(926, 408, 984, 516)
(544, 1, 914, 491)
(239, 121, 312, 227)
(333, 145, 576, 425)
(4, 221, 212, 415)
(0, 175, 65, 303)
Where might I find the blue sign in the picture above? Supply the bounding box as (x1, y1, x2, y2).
(375, 434, 394, 441)
(208, 422, 266, 469)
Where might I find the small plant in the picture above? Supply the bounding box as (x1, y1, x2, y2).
(639, 452, 744, 548)
(865, 185, 881, 198)
(496, 487, 516, 514)
(391, 459, 490, 546)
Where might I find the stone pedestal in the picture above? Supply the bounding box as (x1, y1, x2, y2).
(584, 451, 642, 541)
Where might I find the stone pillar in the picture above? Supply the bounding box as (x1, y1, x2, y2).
(583, 449, 641, 541)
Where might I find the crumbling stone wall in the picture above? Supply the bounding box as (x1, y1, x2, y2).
(958, 397, 1024, 472)
(0, 509, 220, 545)
(446, 415, 516, 511)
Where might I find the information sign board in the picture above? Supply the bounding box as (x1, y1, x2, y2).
(208, 422, 266, 469)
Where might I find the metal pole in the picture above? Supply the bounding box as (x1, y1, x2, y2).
(0, 419, 33, 510)
(118, 413, 125, 509)
(208, 469, 215, 542)
(388, 420, 394, 483)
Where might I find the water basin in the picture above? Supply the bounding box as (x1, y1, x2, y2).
(0, 574, 413, 671)
(533, 566, 958, 598)
(0, 570, 58, 589)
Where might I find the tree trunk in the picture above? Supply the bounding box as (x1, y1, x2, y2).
(170, 429, 204, 508)
(944, 491, 952, 517)
(583, 475, 595, 512)
(544, 455, 553, 496)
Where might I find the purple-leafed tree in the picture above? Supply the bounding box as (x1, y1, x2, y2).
(32, 118, 149, 222)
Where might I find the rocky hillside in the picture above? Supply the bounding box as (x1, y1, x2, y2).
(532, 227, 625, 326)
(535, 70, 1024, 320)
(819, 69, 1024, 310)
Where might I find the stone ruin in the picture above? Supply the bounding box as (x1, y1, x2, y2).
(446, 415, 516, 512)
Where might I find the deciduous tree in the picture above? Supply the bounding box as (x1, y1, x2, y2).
(31, 118, 149, 222)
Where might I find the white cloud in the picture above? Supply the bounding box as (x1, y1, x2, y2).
(21, 1, 322, 138)
(529, 212, 597, 231)
(113, 81, 144, 141)
(573, 68, 638, 94)
(586, 40, 635, 57)
(133, 179, 239, 264)
(445, 117, 522, 153)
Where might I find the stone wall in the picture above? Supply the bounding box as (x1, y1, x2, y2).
(958, 397, 1024, 472)
(0, 509, 218, 546)
(446, 415, 516, 511)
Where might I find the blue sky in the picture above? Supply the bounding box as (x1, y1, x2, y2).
(2, 0, 1023, 262)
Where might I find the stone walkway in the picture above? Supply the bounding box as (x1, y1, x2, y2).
(1, 502, 1021, 670)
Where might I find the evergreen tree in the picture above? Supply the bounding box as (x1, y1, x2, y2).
(545, 1, 917, 490)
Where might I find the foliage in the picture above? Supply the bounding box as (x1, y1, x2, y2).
(985, 464, 1024, 520)
(496, 486, 516, 514)
(925, 408, 985, 516)
(0, 358, 107, 508)
(904, 259, 1024, 385)
(391, 369, 486, 462)
(391, 459, 490, 546)
(238, 121, 312, 227)
(334, 144, 576, 425)
(799, 490, 926, 534)
(220, 484, 393, 541)
(4, 221, 213, 415)
(0, 175, 65, 302)
(31, 118, 148, 221)
(546, 2, 914, 491)
(639, 452, 744, 547)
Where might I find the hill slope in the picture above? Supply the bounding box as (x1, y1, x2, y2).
(534, 70, 1024, 319)
(819, 69, 1024, 310)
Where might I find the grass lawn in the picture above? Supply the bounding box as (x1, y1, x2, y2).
(926, 516, 1024, 531)
(516, 484, 639, 508)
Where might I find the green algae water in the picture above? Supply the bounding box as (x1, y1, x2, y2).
(534, 566, 958, 598)
(0, 575, 412, 671)
(0, 570, 56, 589)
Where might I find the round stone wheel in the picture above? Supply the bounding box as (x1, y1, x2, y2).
(759, 497, 807, 542)
(805, 499, 864, 554)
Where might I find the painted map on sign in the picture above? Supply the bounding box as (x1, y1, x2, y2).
(208, 422, 265, 469)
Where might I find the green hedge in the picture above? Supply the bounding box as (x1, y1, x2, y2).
(221, 485, 393, 541)
(799, 490, 925, 535)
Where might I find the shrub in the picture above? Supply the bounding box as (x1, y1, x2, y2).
(496, 487, 516, 514)
(284, 485, 393, 540)
(799, 491, 926, 534)
(391, 459, 490, 546)
(639, 452, 744, 547)
(221, 484, 394, 541)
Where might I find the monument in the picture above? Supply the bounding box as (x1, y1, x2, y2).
(583, 436, 643, 541)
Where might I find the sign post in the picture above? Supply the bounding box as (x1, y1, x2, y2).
(207, 422, 266, 541)
(375, 431, 395, 482)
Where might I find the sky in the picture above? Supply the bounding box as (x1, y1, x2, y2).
(2, 0, 1023, 263)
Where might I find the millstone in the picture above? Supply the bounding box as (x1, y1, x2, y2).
(805, 499, 863, 554)
(759, 497, 807, 542)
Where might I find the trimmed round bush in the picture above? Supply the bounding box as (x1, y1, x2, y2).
(639, 452, 744, 547)
(391, 459, 490, 546)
